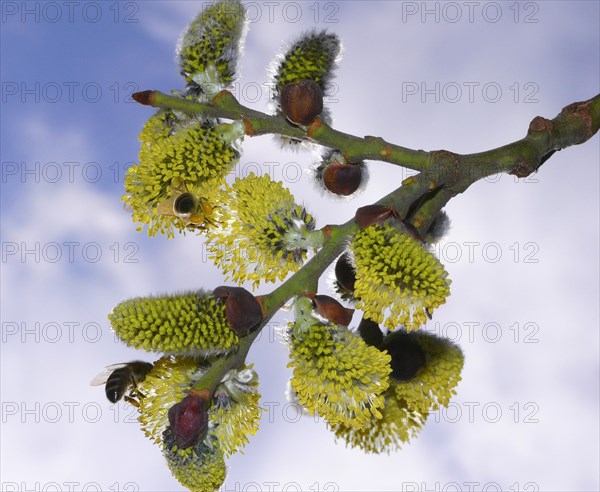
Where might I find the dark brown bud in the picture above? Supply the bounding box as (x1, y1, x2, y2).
(322, 161, 363, 196)
(280, 80, 323, 126)
(311, 294, 354, 327)
(380, 332, 426, 382)
(213, 286, 263, 336)
(357, 317, 384, 348)
(334, 253, 356, 294)
(355, 205, 399, 228)
(168, 394, 208, 449)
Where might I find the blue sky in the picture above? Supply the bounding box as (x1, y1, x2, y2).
(1, 1, 599, 491)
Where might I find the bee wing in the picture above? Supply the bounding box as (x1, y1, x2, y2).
(156, 196, 177, 217)
(90, 363, 128, 386)
(169, 176, 188, 193)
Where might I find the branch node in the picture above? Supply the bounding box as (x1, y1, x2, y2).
(254, 295, 268, 317)
(320, 225, 333, 240)
(509, 158, 536, 178)
(306, 117, 323, 137)
(242, 116, 256, 136)
(380, 144, 392, 160)
(211, 90, 236, 107)
(188, 388, 210, 401)
(528, 116, 554, 134)
(562, 99, 595, 140)
(301, 290, 317, 300)
(428, 180, 439, 190)
(430, 150, 460, 186)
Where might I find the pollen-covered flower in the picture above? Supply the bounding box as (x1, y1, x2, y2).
(163, 432, 226, 492)
(351, 223, 451, 331)
(137, 357, 261, 491)
(124, 111, 240, 237)
(331, 330, 463, 453)
(271, 30, 341, 99)
(178, 0, 247, 95)
(287, 299, 391, 428)
(206, 173, 323, 288)
(387, 330, 464, 416)
(269, 31, 341, 146)
(137, 356, 207, 444)
(210, 366, 262, 456)
(330, 391, 425, 454)
(109, 290, 239, 356)
(137, 356, 223, 490)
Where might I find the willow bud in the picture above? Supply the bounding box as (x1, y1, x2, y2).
(323, 161, 363, 196)
(311, 294, 354, 327)
(280, 80, 324, 125)
(380, 332, 426, 381)
(355, 204, 398, 228)
(168, 394, 209, 449)
(213, 286, 263, 335)
(357, 317, 384, 348)
(334, 252, 357, 298)
(316, 151, 366, 197)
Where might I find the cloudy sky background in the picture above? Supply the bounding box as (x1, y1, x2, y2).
(1, 1, 599, 491)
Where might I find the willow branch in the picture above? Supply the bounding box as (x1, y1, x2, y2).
(263, 93, 599, 313)
(133, 90, 430, 172)
(133, 90, 599, 379)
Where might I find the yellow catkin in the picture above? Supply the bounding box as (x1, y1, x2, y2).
(352, 224, 451, 331)
(288, 324, 391, 428)
(109, 291, 238, 355)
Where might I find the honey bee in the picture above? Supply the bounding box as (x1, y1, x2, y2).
(91, 361, 153, 407)
(157, 177, 216, 231)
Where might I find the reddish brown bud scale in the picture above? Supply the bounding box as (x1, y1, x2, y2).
(242, 116, 256, 136)
(528, 115, 553, 134)
(132, 90, 155, 106)
(253, 295, 268, 318)
(188, 388, 210, 400)
(320, 225, 333, 240)
(213, 286, 263, 336)
(311, 294, 354, 327)
(306, 117, 323, 137)
(322, 162, 363, 196)
(355, 205, 397, 228)
(168, 394, 208, 449)
(280, 80, 324, 126)
(301, 290, 317, 300)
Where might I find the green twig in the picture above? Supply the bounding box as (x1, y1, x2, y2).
(134, 90, 600, 383)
